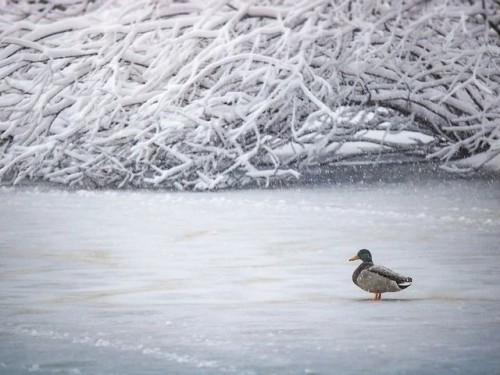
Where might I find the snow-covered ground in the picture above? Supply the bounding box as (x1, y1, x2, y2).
(1, 174, 500, 374)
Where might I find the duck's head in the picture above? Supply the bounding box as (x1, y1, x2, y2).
(349, 249, 373, 263)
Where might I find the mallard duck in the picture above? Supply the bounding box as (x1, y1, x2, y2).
(349, 249, 412, 300)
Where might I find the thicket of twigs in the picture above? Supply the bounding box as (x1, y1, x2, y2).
(1, 0, 499, 189)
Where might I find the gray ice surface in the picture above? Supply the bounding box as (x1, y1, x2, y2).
(1, 177, 499, 374)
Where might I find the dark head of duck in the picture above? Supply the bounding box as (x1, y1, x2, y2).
(349, 249, 373, 263)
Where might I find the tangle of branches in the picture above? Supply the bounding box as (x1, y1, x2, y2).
(0, 0, 499, 189)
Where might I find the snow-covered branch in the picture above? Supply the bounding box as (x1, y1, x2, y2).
(0, 0, 499, 189)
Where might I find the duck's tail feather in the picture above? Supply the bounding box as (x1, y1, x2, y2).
(397, 277, 412, 289)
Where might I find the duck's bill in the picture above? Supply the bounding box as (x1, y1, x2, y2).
(349, 254, 360, 261)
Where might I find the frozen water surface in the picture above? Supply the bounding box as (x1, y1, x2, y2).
(1, 175, 500, 374)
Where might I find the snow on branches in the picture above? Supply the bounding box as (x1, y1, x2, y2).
(0, 0, 499, 189)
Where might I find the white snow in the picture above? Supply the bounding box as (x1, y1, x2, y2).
(0, 176, 499, 374)
(1, 1, 498, 190)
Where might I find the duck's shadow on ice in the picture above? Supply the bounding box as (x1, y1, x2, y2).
(356, 298, 417, 303)
(354, 296, 495, 302)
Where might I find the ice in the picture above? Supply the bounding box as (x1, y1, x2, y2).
(0, 175, 500, 374)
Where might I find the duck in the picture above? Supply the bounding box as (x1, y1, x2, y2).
(349, 249, 412, 300)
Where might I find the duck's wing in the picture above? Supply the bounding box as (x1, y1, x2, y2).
(369, 265, 412, 288)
